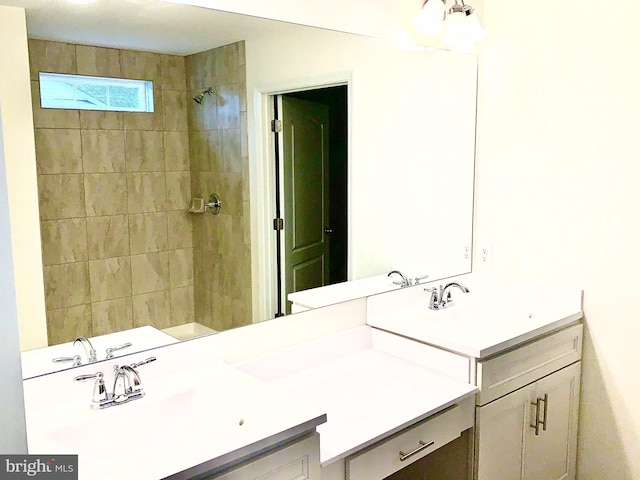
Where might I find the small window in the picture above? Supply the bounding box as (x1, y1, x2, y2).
(39, 73, 154, 113)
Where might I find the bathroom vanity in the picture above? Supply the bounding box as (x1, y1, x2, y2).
(22, 275, 583, 480)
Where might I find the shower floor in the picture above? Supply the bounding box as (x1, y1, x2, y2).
(162, 322, 217, 341)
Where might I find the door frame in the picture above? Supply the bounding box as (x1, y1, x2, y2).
(249, 71, 353, 321)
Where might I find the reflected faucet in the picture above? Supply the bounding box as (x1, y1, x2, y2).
(388, 270, 429, 288)
(74, 336, 97, 363)
(388, 270, 411, 287)
(425, 282, 470, 310)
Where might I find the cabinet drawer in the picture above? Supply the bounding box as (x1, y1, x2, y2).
(346, 404, 464, 480)
(211, 433, 320, 480)
(476, 324, 582, 406)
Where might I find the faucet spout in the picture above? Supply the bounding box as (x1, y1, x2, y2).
(388, 270, 410, 287)
(74, 336, 97, 363)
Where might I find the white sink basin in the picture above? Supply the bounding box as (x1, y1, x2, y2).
(26, 359, 326, 479)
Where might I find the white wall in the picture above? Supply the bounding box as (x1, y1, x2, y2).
(0, 6, 48, 350)
(0, 61, 28, 454)
(475, 1, 640, 477)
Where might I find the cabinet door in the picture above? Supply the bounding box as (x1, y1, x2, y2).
(212, 434, 320, 480)
(475, 383, 534, 480)
(525, 362, 581, 480)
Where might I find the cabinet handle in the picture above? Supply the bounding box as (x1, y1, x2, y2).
(540, 393, 548, 432)
(530, 398, 541, 436)
(399, 440, 435, 462)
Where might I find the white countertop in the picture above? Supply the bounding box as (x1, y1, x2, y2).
(366, 280, 584, 358)
(235, 326, 477, 466)
(287, 274, 400, 309)
(25, 356, 326, 480)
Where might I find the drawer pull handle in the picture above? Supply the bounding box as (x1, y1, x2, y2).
(530, 393, 549, 435)
(540, 393, 548, 432)
(399, 440, 435, 462)
(530, 398, 541, 435)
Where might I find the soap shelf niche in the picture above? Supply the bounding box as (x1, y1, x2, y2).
(188, 194, 222, 215)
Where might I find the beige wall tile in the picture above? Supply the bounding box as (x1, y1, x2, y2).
(188, 90, 216, 131)
(76, 45, 121, 77)
(128, 212, 168, 255)
(133, 290, 171, 329)
(81, 130, 126, 173)
(200, 130, 222, 173)
(167, 210, 193, 249)
(125, 130, 164, 172)
(220, 129, 242, 174)
(83, 173, 128, 217)
(123, 87, 164, 131)
(91, 297, 133, 337)
(163, 90, 188, 132)
(89, 257, 132, 302)
(240, 111, 248, 157)
(28, 39, 76, 81)
(170, 286, 195, 327)
(40, 219, 88, 265)
(242, 157, 250, 202)
(47, 304, 93, 345)
(220, 172, 242, 217)
(34, 129, 83, 174)
(165, 171, 191, 211)
(185, 50, 213, 91)
(216, 84, 241, 130)
(31, 81, 80, 129)
(213, 43, 242, 85)
(43, 262, 90, 309)
(160, 55, 186, 91)
(120, 50, 161, 81)
(131, 252, 169, 295)
(169, 248, 194, 289)
(86, 215, 130, 260)
(126, 172, 166, 213)
(164, 131, 190, 171)
(80, 110, 123, 130)
(38, 174, 86, 220)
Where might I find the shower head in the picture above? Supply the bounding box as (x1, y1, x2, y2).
(193, 87, 213, 104)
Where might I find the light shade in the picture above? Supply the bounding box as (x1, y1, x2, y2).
(413, 0, 446, 36)
(443, 8, 486, 47)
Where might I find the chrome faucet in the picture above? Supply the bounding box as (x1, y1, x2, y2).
(74, 357, 156, 410)
(388, 270, 429, 288)
(388, 270, 411, 287)
(425, 282, 470, 310)
(74, 336, 97, 363)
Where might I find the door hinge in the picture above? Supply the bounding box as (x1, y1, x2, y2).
(271, 119, 282, 133)
(273, 218, 284, 231)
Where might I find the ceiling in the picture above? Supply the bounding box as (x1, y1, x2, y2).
(0, 0, 293, 55)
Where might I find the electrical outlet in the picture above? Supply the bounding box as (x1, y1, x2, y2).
(480, 244, 492, 265)
(464, 245, 470, 260)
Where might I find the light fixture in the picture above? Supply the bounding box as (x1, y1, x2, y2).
(414, 0, 486, 47)
(413, 0, 446, 36)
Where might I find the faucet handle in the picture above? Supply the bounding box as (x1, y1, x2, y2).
(74, 371, 108, 404)
(414, 274, 429, 285)
(130, 357, 157, 369)
(52, 355, 82, 366)
(105, 342, 132, 358)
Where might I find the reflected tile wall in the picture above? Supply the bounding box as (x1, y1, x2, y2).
(30, 39, 193, 345)
(186, 41, 251, 332)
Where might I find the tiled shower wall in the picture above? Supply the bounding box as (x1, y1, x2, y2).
(29, 40, 195, 345)
(186, 42, 252, 332)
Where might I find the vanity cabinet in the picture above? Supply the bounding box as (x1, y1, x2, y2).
(473, 325, 583, 480)
(209, 433, 321, 480)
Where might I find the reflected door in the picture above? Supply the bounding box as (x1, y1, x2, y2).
(281, 95, 331, 310)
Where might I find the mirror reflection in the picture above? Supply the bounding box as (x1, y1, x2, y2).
(5, 0, 477, 377)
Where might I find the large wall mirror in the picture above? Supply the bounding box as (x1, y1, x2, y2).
(2, 0, 477, 378)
